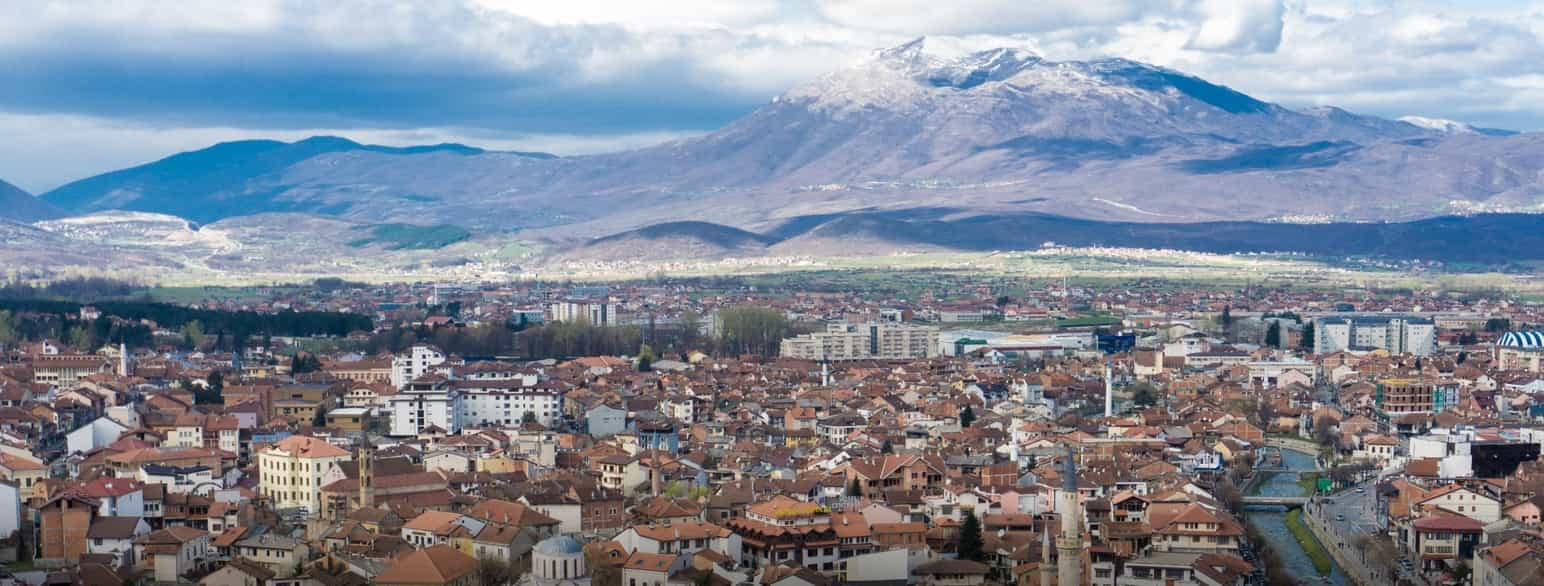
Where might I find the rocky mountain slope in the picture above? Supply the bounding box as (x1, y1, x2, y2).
(37, 39, 1544, 241)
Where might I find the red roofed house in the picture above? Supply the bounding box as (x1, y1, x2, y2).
(1408, 516, 1483, 573)
(376, 543, 480, 586)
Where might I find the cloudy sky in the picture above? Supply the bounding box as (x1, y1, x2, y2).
(2, 0, 1543, 192)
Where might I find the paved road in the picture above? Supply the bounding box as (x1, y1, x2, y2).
(1307, 478, 1415, 585)
(1318, 480, 1378, 538)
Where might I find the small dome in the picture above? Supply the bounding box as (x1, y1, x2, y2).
(1499, 331, 1544, 349)
(534, 535, 584, 556)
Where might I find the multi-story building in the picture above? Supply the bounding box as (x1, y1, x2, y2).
(31, 354, 113, 385)
(547, 300, 621, 326)
(325, 356, 393, 384)
(454, 380, 564, 428)
(1473, 538, 1544, 586)
(390, 344, 448, 389)
(257, 435, 351, 517)
(1495, 331, 1544, 372)
(388, 378, 460, 436)
(1376, 378, 1459, 416)
(1314, 315, 1436, 356)
(727, 496, 841, 572)
(780, 323, 939, 361)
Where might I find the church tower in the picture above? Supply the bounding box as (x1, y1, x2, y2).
(1056, 444, 1083, 586)
(357, 435, 375, 509)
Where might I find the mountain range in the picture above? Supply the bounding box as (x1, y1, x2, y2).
(14, 38, 1544, 265)
(0, 178, 62, 222)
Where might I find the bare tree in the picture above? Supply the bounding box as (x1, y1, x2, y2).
(479, 557, 517, 586)
(1312, 415, 1339, 457)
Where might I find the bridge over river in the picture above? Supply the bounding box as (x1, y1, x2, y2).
(1241, 495, 1309, 507)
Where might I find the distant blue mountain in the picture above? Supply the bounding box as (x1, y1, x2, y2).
(0, 178, 61, 222)
(42, 136, 551, 223)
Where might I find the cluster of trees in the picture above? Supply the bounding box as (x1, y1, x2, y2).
(193, 372, 224, 405)
(1130, 382, 1160, 407)
(362, 305, 803, 362)
(0, 298, 371, 340)
(0, 277, 138, 301)
(290, 352, 324, 374)
(518, 321, 645, 360)
(713, 306, 798, 356)
(0, 309, 156, 351)
(363, 323, 520, 358)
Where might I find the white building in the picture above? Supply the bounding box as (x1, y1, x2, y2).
(524, 535, 591, 586)
(139, 465, 218, 495)
(455, 380, 564, 428)
(390, 344, 448, 389)
(781, 323, 939, 361)
(0, 481, 17, 540)
(65, 416, 129, 456)
(1314, 315, 1436, 356)
(547, 300, 621, 326)
(388, 379, 460, 436)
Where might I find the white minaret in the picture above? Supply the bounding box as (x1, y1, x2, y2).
(1056, 444, 1083, 586)
(118, 342, 129, 377)
(1103, 361, 1114, 418)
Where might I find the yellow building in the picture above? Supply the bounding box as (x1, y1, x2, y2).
(258, 436, 351, 517)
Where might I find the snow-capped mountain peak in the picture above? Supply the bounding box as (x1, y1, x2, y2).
(1399, 115, 1477, 134)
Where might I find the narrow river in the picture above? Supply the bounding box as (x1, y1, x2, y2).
(1246, 449, 1350, 585)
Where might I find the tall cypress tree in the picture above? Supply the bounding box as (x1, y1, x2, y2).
(958, 511, 985, 561)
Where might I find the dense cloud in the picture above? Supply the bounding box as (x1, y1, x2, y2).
(2, 0, 1543, 191)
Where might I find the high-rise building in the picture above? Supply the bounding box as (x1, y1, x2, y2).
(779, 323, 939, 361)
(1314, 315, 1436, 356)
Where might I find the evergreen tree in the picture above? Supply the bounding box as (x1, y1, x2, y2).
(1131, 383, 1159, 407)
(881, 439, 894, 454)
(957, 511, 985, 561)
(959, 405, 976, 428)
(197, 371, 224, 405)
(1264, 321, 1281, 348)
(848, 477, 862, 497)
(1220, 306, 1233, 328)
(1299, 321, 1315, 350)
(637, 344, 656, 372)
